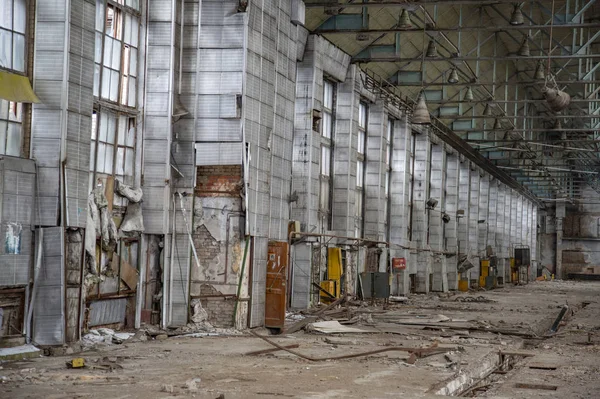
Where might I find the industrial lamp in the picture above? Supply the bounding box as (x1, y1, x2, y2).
(493, 118, 502, 130)
(442, 213, 451, 223)
(510, 3, 524, 25)
(483, 102, 493, 116)
(413, 91, 431, 125)
(463, 86, 474, 101)
(518, 36, 530, 56)
(426, 40, 438, 57)
(399, 9, 412, 28)
(534, 61, 545, 80)
(448, 67, 459, 84)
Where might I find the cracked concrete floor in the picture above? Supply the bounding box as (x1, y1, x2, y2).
(0, 280, 599, 399)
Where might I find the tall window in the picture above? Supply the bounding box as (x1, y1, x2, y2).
(0, 0, 27, 156)
(94, 0, 139, 106)
(408, 132, 416, 241)
(0, 0, 26, 73)
(91, 0, 140, 202)
(320, 80, 335, 229)
(356, 102, 367, 238)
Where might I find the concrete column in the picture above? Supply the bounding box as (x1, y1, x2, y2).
(468, 168, 480, 282)
(487, 179, 498, 251)
(457, 159, 471, 257)
(429, 142, 446, 291)
(504, 188, 513, 282)
(478, 175, 490, 255)
(496, 184, 506, 282)
(389, 116, 411, 294)
(412, 129, 432, 293)
(331, 65, 362, 237)
(364, 101, 387, 241)
(445, 153, 459, 290)
(556, 201, 565, 279)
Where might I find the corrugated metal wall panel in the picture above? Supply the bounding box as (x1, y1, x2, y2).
(88, 298, 127, 326)
(33, 227, 65, 345)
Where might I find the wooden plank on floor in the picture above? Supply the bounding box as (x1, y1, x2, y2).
(285, 316, 317, 334)
(528, 363, 558, 370)
(515, 383, 558, 391)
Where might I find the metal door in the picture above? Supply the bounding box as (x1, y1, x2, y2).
(265, 241, 288, 329)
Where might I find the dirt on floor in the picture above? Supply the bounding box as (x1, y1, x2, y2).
(1, 280, 599, 399)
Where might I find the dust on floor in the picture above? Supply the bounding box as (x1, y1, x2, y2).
(1, 281, 599, 399)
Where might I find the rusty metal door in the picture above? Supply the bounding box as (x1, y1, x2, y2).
(265, 241, 288, 329)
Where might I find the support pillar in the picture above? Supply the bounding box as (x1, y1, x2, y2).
(429, 142, 446, 291)
(412, 129, 431, 293)
(556, 201, 565, 279)
(445, 153, 459, 290)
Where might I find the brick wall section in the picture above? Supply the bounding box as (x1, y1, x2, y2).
(198, 284, 235, 328)
(195, 165, 242, 197)
(193, 225, 221, 265)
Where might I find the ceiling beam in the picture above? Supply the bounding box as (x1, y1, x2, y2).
(353, 54, 600, 62)
(316, 22, 600, 34)
(306, 0, 576, 8)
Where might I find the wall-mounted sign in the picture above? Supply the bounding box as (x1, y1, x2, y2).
(392, 257, 406, 271)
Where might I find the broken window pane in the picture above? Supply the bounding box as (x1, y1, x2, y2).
(96, 142, 106, 172)
(106, 112, 116, 143)
(104, 144, 114, 174)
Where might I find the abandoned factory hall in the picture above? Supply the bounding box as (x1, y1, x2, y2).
(1, 0, 600, 397)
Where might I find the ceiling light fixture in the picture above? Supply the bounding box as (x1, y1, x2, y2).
(534, 61, 545, 80)
(510, 3, 524, 25)
(463, 86, 474, 101)
(426, 40, 438, 57)
(399, 9, 412, 28)
(448, 67, 459, 84)
(518, 36, 530, 56)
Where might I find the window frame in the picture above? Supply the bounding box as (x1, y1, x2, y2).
(0, 0, 27, 74)
(320, 79, 336, 230)
(94, 0, 141, 108)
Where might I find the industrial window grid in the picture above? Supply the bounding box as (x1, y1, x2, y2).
(90, 0, 141, 202)
(0, 0, 27, 156)
(356, 101, 368, 238)
(0, 0, 26, 73)
(320, 79, 335, 230)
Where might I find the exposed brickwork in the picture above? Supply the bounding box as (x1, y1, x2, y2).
(193, 224, 221, 264)
(195, 165, 242, 197)
(198, 284, 235, 328)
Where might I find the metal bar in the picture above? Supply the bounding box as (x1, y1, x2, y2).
(354, 54, 600, 62)
(440, 114, 600, 118)
(306, 0, 591, 8)
(316, 23, 600, 34)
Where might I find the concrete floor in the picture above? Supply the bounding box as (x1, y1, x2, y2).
(0, 281, 599, 398)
